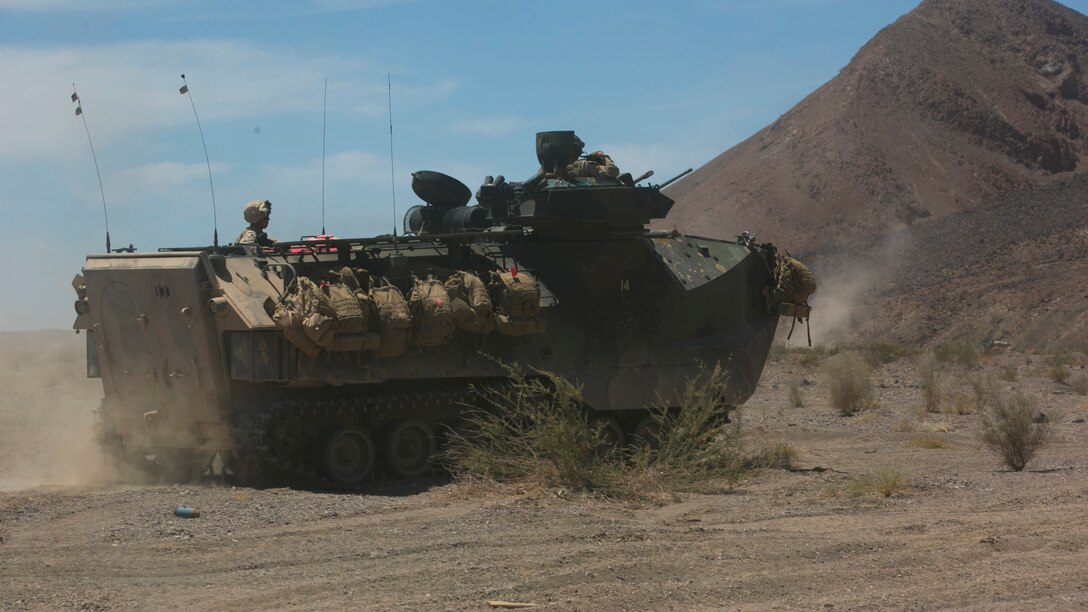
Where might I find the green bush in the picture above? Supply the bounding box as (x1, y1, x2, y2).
(826, 352, 874, 416)
(445, 362, 748, 499)
(978, 389, 1050, 472)
(846, 468, 907, 498)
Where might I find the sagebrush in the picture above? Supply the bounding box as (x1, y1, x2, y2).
(978, 388, 1049, 472)
(444, 363, 752, 499)
(826, 352, 874, 416)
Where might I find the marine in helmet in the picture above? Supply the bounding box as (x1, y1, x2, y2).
(237, 199, 277, 248)
(566, 135, 620, 179)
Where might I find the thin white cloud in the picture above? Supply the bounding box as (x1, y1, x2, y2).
(98, 160, 233, 209)
(0, 40, 453, 162)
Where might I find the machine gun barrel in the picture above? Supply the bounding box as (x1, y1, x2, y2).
(657, 168, 693, 190)
(633, 170, 654, 184)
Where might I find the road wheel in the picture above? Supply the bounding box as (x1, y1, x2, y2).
(386, 419, 436, 478)
(632, 416, 662, 449)
(590, 417, 626, 461)
(322, 426, 376, 488)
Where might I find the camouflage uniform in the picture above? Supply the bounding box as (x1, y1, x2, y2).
(237, 199, 276, 248)
(567, 151, 620, 179)
(236, 227, 276, 246)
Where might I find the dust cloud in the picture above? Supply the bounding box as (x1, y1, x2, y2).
(792, 230, 914, 347)
(0, 330, 129, 491)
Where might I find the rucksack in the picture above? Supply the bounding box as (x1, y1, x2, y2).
(491, 268, 546, 336)
(444, 271, 495, 334)
(370, 281, 411, 357)
(408, 275, 455, 346)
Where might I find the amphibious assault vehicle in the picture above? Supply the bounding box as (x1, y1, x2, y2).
(72, 131, 814, 489)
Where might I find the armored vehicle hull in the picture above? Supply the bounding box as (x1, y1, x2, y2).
(73, 132, 813, 488)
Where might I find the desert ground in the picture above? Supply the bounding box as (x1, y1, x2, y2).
(1, 332, 1086, 610)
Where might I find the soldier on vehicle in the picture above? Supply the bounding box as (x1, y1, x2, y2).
(237, 199, 277, 248)
(566, 135, 620, 179)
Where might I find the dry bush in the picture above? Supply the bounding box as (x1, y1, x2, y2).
(747, 440, 799, 470)
(1070, 373, 1088, 396)
(912, 435, 951, 449)
(1049, 365, 1071, 385)
(846, 468, 908, 498)
(444, 365, 609, 491)
(966, 372, 992, 413)
(445, 362, 749, 499)
(826, 352, 874, 416)
(788, 381, 804, 409)
(933, 344, 979, 368)
(893, 419, 916, 433)
(795, 346, 828, 369)
(944, 393, 975, 415)
(999, 366, 1019, 382)
(853, 342, 913, 366)
(978, 388, 1050, 472)
(917, 353, 943, 413)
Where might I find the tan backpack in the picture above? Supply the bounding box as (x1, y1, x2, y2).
(445, 271, 495, 334)
(370, 281, 411, 357)
(272, 276, 337, 356)
(408, 275, 455, 346)
(769, 253, 816, 317)
(491, 268, 546, 336)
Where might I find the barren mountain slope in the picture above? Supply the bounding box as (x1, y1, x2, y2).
(665, 0, 1088, 253)
(808, 174, 1088, 349)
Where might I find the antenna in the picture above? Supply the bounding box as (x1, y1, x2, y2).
(387, 73, 397, 238)
(321, 77, 328, 235)
(179, 74, 219, 249)
(71, 85, 112, 253)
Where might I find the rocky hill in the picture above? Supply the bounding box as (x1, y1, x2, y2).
(807, 174, 1088, 349)
(665, 0, 1088, 254)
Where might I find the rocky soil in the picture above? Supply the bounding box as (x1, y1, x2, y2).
(2, 333, 1087, 610)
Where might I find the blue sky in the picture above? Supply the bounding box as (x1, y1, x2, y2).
(2, 0, 1086, 330)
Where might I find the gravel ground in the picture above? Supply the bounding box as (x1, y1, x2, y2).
(2, 336, 1087, 610)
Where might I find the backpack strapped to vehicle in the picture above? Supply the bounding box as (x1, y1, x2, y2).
(408, 274, 455, 346)
(445, 270, 495, 334)
(490, 268, 546, 336)
(371, 280, 412, 357)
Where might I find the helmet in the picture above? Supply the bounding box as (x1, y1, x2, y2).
(243, 199, 272, 223)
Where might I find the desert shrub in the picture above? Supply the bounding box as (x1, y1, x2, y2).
(999, 366, 1018, 382)
(629, 363, 748, 493)
(854, 342, 913, 366)
(966, 372, 993, 413)
(917, 353, 942, 413)
(933, 343, 978, 368)
(1070, 374, 1088, 396)
(978, 388, 1050, 472)
(944, 393, 974, 415)
(893, 419, 915, 433)
(747, 441, 799, 470)
(912, 435, 950, 449)
(445, 365, 609, 490)
(788, 381, 804, 409)
(1049, 365, 1070, 385)
(796, 346, 828, 369)
(826, 352, 874, 416)
(445, 362, 749, 498)
(846, 468, 907, 498)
